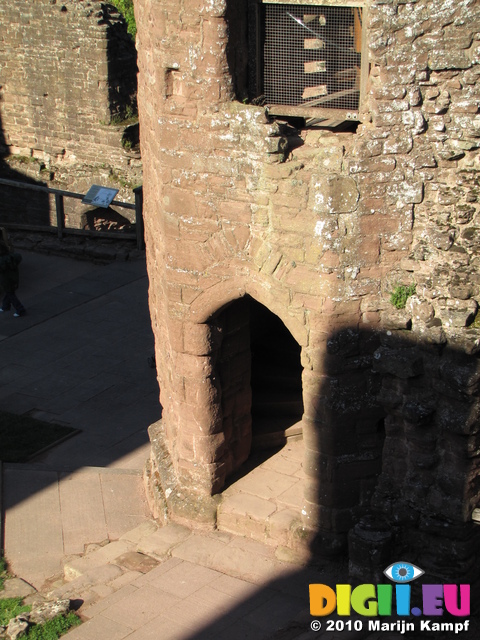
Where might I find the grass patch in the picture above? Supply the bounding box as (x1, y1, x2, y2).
(24, 612, 82, 640)
(0, 557, 7, 591)
(0, 600, 80, 639)
(390, 284, 416, 310)
(0, 557, 80, 639)
(0, 411, 77, 463)
(109, 0, 136, 38)
(0, 597, 31, 625)
(110, 104, 138, 127)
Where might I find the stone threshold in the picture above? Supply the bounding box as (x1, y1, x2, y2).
(217, 439, 309, 555)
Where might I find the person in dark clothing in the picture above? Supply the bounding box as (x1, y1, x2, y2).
(0, 241, 26, 317)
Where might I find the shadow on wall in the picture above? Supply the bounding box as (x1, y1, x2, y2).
(305, 325, 480, 586)
(103, 3, 138, 122)
(83, 206, 135, 233)
(0, 112, 51, 227)
(194, 295, 480, 589)
(176, 323, 480, 638)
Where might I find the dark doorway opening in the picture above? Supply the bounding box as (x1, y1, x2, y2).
(249, 297, 304, 450)
(214, 295, 304, 484)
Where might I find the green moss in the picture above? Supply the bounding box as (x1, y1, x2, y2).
(470, 312, 480, 329)
(24, 613, 81, 640)
(0, 598, 31, 625)
(390, 284, 416, 309)
(7, 155, 37, 165)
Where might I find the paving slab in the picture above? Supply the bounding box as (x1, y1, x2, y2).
(81, 584, 141, 620)
(136, 523, 191, 559)
(219, 492, 277, 520)
(146, 560, 220, 599)
(3, 467, 64, 589)
(118, 614, 197, 640)
(262, 453, 303, 477)
(113, 551, 159, 574)
(171, 530, 299, 587)
(207, 573, 263, 600)
(61, 615, 134, 640)
(1, 577, 37, 599)
(276, 481, 304, 510)
(64, 541, 135, 581)
(119, 520, 159, 545)
(161, 586, 236, 631)
(99, 473, 151, 538)
(101, 583, 180, 629)
(170, 532, 231, 568)
(58, 471, 109, 555)
(225, 468, 300, 501)
(212, 543, 297, 586)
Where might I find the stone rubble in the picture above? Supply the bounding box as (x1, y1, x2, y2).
(0, 594, 72, 640)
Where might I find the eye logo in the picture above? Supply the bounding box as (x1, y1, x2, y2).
(384, 561, 424, 583)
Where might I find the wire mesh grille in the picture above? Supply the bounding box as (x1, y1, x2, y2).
(263, 4, 362, 111)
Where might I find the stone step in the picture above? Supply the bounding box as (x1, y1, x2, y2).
(216, 493, 309, 558)
(61, 521, 193, 583)
(252, 418, 303, 450)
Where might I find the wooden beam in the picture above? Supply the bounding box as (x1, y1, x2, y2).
(266, 104, 359, 121)
(354, 7, 362, 53)
(263, 0, 365, 7)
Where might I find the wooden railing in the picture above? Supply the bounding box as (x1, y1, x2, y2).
(0, 178, 144, 250)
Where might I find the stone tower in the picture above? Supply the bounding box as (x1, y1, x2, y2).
(136, 0, 480, 582)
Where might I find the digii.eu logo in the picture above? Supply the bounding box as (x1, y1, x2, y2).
(309, 561, 470, 635)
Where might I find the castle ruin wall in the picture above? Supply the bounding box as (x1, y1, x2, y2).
(136, 0, 480, 581)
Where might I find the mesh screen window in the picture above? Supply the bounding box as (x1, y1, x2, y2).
(263, 3, 362, 112)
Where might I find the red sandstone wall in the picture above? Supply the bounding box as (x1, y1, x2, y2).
(0, 0, 140, 223)
(136, 0, 480, 578)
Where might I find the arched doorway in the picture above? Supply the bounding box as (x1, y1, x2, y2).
(214, 296, 306, 549)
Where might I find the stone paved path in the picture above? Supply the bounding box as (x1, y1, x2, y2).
(1, 250, 159, 585)
(0, 251, 160, 471)
(45, 522, 341, 640)
(3, 465, 150, 590)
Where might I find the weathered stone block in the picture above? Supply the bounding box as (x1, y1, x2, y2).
(309, 175, 360, 214)
(428, 50, 471, 71)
